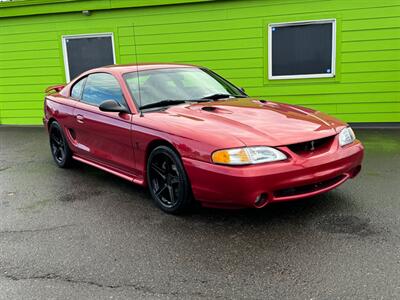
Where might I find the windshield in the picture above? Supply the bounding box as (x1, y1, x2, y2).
(123, 67, 245, 108)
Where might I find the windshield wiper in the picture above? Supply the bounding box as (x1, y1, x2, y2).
(140, 99, 210, 110)
(201, 93, 247, 100)
(140, 100, 186, 110)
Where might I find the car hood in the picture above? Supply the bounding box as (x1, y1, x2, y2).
(144, 98, 347, 147)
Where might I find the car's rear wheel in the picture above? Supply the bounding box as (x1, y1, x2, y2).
(49, 121, 73, 168)
(147, 145, 192, 214)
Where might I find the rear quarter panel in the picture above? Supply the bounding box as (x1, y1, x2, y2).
(44, 95, 77, 143)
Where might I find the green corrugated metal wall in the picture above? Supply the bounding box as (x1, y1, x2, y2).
(0, 0, 399, 125)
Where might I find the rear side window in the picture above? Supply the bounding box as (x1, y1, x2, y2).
(70, 77, 86, 100)
(82, 73, 125, 107)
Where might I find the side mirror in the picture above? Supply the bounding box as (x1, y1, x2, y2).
(239, 87, 246, 93)
(99, 100, 129, 113)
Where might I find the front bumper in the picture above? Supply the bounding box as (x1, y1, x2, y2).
(183, 139, 364, 209)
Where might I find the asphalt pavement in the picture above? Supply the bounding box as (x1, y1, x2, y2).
(0, 126, 399, 299)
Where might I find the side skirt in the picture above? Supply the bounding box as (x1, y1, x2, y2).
(72, 155, 144, 186)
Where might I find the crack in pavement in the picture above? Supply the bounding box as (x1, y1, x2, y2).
(3, 272, 141, 290)
(0, 224, 76, 235)
(1, 272, 206, 297)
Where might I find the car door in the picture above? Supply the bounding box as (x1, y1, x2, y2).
(72, 72, 135, 175)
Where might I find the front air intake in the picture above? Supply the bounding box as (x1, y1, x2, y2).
(287, 135, 335, 155)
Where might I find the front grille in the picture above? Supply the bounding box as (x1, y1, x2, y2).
(273, 175, 345, 198)
(287, 135, 335, 155)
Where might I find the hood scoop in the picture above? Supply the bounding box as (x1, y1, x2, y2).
(202, 106, 217, 112)
(201, 106, 232, 114)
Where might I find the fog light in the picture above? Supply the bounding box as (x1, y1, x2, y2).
(255, 193, 268, 208)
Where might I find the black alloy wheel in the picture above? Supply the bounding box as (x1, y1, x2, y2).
(49, 121, 72, 168)
(147, 146, 192, 214)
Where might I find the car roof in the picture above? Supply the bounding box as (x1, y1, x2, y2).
(92, 63, 200, 74)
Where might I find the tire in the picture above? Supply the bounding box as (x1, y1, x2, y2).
(49, 121, 73, 168)
(147, 145, 192, 214)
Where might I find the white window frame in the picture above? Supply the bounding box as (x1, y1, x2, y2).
(268, 19, 336, 80)
(61, 32, 116, 82)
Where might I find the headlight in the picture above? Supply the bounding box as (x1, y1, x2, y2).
(212, 146, 287, 165)
(339, 127, 356, 147)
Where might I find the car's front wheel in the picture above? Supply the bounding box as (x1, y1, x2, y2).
(49, 121, 73, 168)
(147, 145, 192, 214)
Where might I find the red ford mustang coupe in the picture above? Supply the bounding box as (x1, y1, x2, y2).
(44, 63, 364, 214)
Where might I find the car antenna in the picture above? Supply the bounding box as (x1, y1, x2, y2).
(133, 23, 143, 117)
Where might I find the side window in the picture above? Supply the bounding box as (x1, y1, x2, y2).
(70, 77, 86, 100)
(82, 73, 125, 107)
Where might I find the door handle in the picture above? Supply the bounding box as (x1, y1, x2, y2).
(76, 114, 84, 124)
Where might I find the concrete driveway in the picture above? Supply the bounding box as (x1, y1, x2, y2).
(0, 127, 399, 299)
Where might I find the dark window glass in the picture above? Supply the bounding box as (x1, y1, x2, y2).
(82, 73, 125, 107)
(70, 77, 86, 100)
(271, 22, 334, 77)
(65, 35, 114, 80)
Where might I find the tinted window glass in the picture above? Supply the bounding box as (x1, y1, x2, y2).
(82, 73, 125, 107)
(71, 77, 86, 99)
(271, 22, 334, 77)
(124, 68, 244, 107)
(65, 35, 114, 80)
